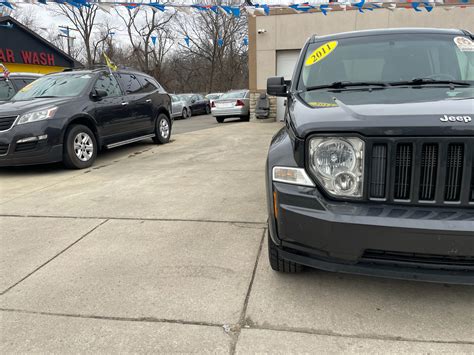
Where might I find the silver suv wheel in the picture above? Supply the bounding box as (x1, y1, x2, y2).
(74, 132, 94, 162)
(159, 118, 170, 139)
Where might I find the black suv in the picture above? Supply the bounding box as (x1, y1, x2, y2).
(266, 28, 473, 284)
(0, 72, 42, 102)
(0, 69, 172, 168)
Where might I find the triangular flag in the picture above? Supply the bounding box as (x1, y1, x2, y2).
(411, 3, 422, 12)
(103, 53, 118, 72)
(148, 3, 165, 12)
(230, 7, 241, 17)
(0, 1, 14, 9)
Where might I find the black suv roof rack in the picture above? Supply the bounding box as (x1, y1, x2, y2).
(62, 65, 143, 74)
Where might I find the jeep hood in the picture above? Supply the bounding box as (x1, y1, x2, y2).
(291, 86, 474, 138)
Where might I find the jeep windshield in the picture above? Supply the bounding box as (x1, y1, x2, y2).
(298, 34, 474, 93)
(12, 73, 92, 101)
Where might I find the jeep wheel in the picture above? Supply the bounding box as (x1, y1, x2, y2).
(63, 124, 97, 169)
(268, 231, 303, 273)
(153, 114, 171, 144)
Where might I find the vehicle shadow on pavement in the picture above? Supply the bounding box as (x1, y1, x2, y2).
(0, 140, 161, 176)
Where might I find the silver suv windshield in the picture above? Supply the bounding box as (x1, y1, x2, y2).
(298, 34, 474, 90)
(12, 73, 92, 101)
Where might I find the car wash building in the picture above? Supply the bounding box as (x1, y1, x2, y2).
(248, 3, 474, 122)
(0, 16, 81, 74)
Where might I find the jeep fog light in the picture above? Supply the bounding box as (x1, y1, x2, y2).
(309, 137, 364, 197)
(272, 166, 315, 187)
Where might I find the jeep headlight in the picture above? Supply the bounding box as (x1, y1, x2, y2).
(309, 137, 364, 197)
(17, 107, 57, 125)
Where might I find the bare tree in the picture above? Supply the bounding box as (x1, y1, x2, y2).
(175, 0, 248, 92)
(116, 6, 174, 74)
(54, 3, 99, 68)
(92, 19, 119, 65)
(12, 5, 39, 31)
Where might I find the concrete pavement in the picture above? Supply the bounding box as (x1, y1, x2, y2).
(1, 116, 473, 353)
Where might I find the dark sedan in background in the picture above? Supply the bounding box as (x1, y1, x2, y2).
(0, 69, 172, 169)
(179, 93, 211, 116)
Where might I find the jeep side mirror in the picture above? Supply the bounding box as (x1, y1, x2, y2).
(91, 89, 108, 100)
(267, 76, 289, 97)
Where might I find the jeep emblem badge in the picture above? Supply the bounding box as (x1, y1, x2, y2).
(440, 114, 472, 123)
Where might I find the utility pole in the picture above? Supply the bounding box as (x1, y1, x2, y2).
(58, 25, 76, 55)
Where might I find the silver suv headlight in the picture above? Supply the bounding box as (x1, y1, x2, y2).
(17, 107, 58, 125)
(308, 137, 365, 198)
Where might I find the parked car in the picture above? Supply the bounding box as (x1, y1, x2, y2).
(179, 93, 211, 116)
(0, 72, 42, 102)
(211, 89, 250, 123)
(266, 28, 474, 284)
(0, 69, 172, 169)
(205, 92, 222, 106)
(171, 94, 191, 119)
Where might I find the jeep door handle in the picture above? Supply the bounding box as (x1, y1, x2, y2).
(145, 99, 152, 103)
(121, 102, 129, 106)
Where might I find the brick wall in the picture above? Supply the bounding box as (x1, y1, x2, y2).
(249, 91, 277, 122)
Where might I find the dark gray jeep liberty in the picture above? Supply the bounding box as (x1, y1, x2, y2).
(266, 28, 473, 284)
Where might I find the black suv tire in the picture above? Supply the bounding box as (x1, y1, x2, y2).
(63, 124, 97, 169)
(153, 114, 171, 144)
(268, 231, 303, 273)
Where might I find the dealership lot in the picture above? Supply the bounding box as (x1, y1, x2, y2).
(1, 116, 473, 353)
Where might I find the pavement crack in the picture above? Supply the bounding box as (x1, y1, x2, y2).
(247, 324, 474, 346)
(0, 219, 109, 296)
(0, 214, 266, 227)
(229, 228, 266, 355)
(0, 308, 222, 329)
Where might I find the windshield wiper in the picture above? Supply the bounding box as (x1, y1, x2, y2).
(304, 81, 389, 92)
(389, 78, 470, 87)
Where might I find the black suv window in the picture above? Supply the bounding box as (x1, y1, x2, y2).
(11, 78, 35, 91)
(116, 73, 142, 94)
(136, 75, 158, 93)
(94, 73, 122, 97)
(0, 79, 16, 100)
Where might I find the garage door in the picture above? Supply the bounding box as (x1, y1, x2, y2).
(276, 50, 300, 121)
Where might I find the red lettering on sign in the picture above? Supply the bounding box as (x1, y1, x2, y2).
(32, 52, 40, 65)
(0, 48, 16, 63)
(6, 49, 14, 62)
(21, 50, 32, 64)
(19, 51, 56, 66)
(39, 52, 47, 65)
(47, 53, 55, 66)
